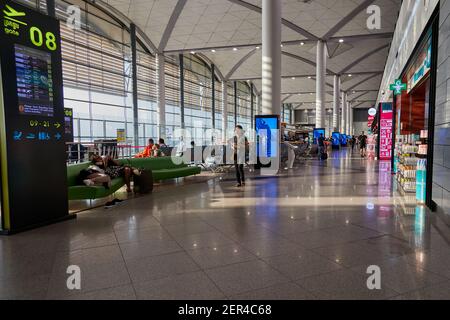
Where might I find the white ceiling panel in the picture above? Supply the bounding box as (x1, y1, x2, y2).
(100, 0, 401, 109)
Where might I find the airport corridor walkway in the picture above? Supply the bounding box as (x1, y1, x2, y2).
(1, 151, 450, 300)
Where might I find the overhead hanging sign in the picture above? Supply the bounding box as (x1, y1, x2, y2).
(0, 0, 70, 232)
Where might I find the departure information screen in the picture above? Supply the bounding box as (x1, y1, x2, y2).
(15, 44, 54, 117)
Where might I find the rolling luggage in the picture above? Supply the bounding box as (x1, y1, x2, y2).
(133, 169, 153, 194)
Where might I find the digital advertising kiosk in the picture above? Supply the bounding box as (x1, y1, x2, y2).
(255, 115, 280, 170)
(0, 1, 71, 233)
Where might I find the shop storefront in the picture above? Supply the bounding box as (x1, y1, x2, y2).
(392, 10, 439, 209)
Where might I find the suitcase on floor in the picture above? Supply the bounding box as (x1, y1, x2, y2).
(320, 152, 328, 160)
(134, 169, 153, 194)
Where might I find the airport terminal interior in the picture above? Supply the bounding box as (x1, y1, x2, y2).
(1, 0, 450, 300)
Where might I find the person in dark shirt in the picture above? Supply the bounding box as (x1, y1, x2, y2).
(232, 125, 249, 187)
(318, 134, 325, 159)
(358, 131, 368, 158)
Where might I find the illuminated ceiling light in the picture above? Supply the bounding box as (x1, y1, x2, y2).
(348, 74, 352, 77)
(190, 51, 196, 54)
(308, 76, 312, 79)
(211, 49, 216, 53)
(291, 77, 296, 80)
(256, 46, 260, 50)
(280, 44, 284, 47)
(300, 42, 305, 46)
(339, 39, 344, 43)
(233, 47, 238, 51)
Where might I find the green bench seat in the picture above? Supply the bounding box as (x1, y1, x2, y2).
(67, 157, 201, 201)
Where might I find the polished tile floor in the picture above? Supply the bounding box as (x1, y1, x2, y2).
(1, 149, 450, 300)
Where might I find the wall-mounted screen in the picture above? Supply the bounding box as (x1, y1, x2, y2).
(15, 44, 54, 117)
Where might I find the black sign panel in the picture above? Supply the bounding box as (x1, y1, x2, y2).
(0, 0, 69, 231)
(64, 108, 73, 142)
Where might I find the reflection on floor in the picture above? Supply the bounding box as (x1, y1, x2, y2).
(1, 149, 450, 300)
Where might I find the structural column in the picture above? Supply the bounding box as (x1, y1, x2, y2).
(221, 81, 228, 142)
(211, 64, 216, 129)
(341, 92, 347, 134)
(333, 75, 340, 132)
(179, 54, 185, 129)
(250, 83, 254, 128)
(315, 40, 326, 128)
(257, 94, 262, 115)
(156, 54, 166, 139)
(261, 0, 281, 115)
(348, 102, 353, 135)
(130, 23, 139, 147)
(290, 106, 295, 124)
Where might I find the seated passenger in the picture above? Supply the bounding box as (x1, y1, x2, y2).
(91, 154, 135, 193)
(152, 144, 163, 157)
(159, 138, 168, 148)
(135, 139, 154, 158)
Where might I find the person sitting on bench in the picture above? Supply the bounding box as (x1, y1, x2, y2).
(135, 138, 154, 158)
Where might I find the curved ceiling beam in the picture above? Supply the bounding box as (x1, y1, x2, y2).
(282, 51, 336, 75)
(230, 71, 382, 81)
(349, 91, 371, 101)
(225, 49, 258, 80)
(92, 0, 158, 53)
(323, 0, 376, 40)
(282, 94, 294, 103)
(226, 0, 320, 41)
(339, 44, 389, 74)
(158, 0, 187, 52)
(196, 53, 225, 81)
(345, 73, 382, 92)
(329, 33, 393, 43)
(352, 101, 372, 108)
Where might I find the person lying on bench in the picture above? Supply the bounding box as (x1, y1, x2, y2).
(91, 154, 135, 193)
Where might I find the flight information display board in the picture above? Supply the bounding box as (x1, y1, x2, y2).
(15, 44, 54, 117)
(0, 1, 70, 232)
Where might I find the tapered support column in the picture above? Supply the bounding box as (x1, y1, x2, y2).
(316, 40, 326, 128)
(130, 24, 139, 147)
(333, 75, 340, 132)
(348, 102, 353, 135)
(257, 94, 262, 115)
(341, 92, 347, 134)
(261, 0, 281, 116)
(221, 81, 228, 141)
(156, 54, 166, 139)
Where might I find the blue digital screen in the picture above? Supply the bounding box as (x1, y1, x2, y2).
(255, 116, 278, 157)
(332, 132, 340, 147)
(313, 128, 325, 144)
(340, 134, 348, 145)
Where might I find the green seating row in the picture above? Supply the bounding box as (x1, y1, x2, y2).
(67, 157, 201, 200)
